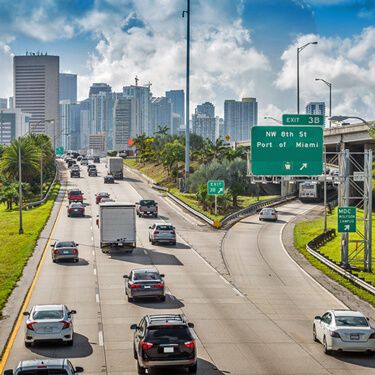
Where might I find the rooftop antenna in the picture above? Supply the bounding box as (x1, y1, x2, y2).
(135, 76, 139, 87)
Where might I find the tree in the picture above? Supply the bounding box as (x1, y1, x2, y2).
(0, 182, 31, 210)
(160, 139, 185, 178)
(0, 138, 41, 182)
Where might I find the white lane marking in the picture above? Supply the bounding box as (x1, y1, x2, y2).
(232, 286, 245, 297)
(92, 250, 95, 256)
(220, 275, 230, 285)
(163, 197, 202, 226)
(93, 268, 97, 275)
(90, 225, 93, 230)
(91, 236, 94, 241)
(98, 331, 104, 346)
(143, 249, 148, 255)
(279, 207, 346, 308)
(96, 293, 100, 303)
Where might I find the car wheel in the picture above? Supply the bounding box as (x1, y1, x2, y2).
(137, 361, 146, 374)
(188, 363, 197, 373)
(24, 341, 32, 348)
(313, 325, 318, 342)
(323, 337, 331, 355)
(151, 240, 155, 245)
(127, 296, 134, 303)
(172, 241, 176, 246)
(154, 214, 158, 218)
(52, 257, 56, 263)
(74, 258, 79, 263)
(66, 339, 74, 346)
(133, 345, 138, 359)
(159, 295, 166, 302)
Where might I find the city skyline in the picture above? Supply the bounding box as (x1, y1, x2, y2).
(0, 1, 374, 121)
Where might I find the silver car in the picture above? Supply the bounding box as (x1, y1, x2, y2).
(23, 304, 76, 347)
(149, 223, 176, 245)
(124, 268, 165, 302)
(4, 359, 83, 375)
(51, 241, 79, 263)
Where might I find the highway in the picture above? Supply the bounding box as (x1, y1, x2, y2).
(2, 161, 375, 374)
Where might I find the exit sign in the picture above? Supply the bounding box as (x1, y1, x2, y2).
(282, 114, 324, 126)
(338, 207, 356, 233)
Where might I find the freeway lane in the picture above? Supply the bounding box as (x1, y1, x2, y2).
(3, 161, 375, 375)
(222, 201, 375, 374)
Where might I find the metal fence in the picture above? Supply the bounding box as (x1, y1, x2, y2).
(26, 169, 58, 209)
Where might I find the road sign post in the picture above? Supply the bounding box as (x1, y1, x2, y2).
(282, 114, 324, 126)
(207, 180, 225, 216)
(251, 126, 323, 176)
(338, 207, 356, 233)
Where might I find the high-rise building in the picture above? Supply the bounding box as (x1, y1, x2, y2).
(166, 89, 184, 127)
(306, 102, 325, 116)
(192, 113, 216, 143)
(8, 97, 14, 109)
(0, 109, 31, 144)
(79, 99, 90, 150)
(59, 73, 77, 102)
(151, 97, 173, 135)
(13, 54, 59, 143)
(124, 82, 152, 135)
(89, 133, 106, 154)
(0, 98, 7, 109)
(196, 101, 215, 118)
(113, 97, 136, 152)
(216, 117, 224, 140)
(224, 97, 257, 142)
(60, 100, 81, 150)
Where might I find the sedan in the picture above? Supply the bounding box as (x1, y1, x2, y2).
(96, 192, 110, 204)
(149, 223, 176, 245)
(104, 175, 114, 184)
(67, 202, 85, 217)
(51, 241, 79, 263)
(23, 304, 76, 347)
(124, 268, 165, 302)
(313, 310, 375, 354)
(259, 207, 278, 221)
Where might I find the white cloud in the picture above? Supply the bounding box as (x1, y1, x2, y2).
(0, 41, 14, 98)
(274, 28, 375, 119)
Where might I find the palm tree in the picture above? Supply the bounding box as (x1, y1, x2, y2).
(0, 137, 41, 182)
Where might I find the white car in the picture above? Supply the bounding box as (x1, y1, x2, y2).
(23, 304, 76, 347)
(259, 207, 278, 221)
(313, 310, 375, 354)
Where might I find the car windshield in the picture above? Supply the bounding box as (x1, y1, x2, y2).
(71, 203, 82, 207)
(69, 191, 81, 196)
(56, 241, 75, 248)
(156, 225, 173, 231)
(262, 208, 274, 213)
(100, 193, 109, 196)
(18, 370, 69, 375)
(140, 200, 155, 206)
(33, 310, 64, 320)
(336, 316, 369, 327)
(146, 326, 192, 343)
(133, 272, 160, 281)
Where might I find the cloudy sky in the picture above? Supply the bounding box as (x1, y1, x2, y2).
(0, 0, 374, 121)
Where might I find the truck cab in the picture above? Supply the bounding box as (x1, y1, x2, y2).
(136, 199, 158, 218)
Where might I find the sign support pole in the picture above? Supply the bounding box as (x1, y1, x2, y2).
(323, 148, 327, 232)
(215, 195, 217, 216)
(341, 149, 350, 268)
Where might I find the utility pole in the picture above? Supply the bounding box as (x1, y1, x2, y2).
(18, 137, 24, 234)
(183, 0, 190, 190)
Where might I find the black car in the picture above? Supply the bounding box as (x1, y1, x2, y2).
(67, 160, 77, 168)
(70, 169, 80, 178)
(104, 175, 114, 184)
(93, 156, 100, 163)
(88, 168, 97, 177)
(131, 314, 197, 374)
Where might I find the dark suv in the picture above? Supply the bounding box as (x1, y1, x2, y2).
(131, 314, 197, 374)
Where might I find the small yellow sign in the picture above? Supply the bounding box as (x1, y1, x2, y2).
(225, 135, 230, 141)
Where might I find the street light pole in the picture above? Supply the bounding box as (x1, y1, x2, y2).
(264, 116, 282, 124)
(315, 78, 332, 128)
(183, 0, 190, 191)
(18, 137, 23, 234)
(297, 41, 318, 114)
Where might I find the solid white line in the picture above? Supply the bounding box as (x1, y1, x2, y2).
(93, 268, 97, 275)
(164, 197, 202, 226)
(143, 249, 147, 255)
(90, 225, 93, 230)
(98, 331, 104, 346)
(92, 250, 95, 256)
(91, 236, 94, 241)
(96, 293, 100, 303)
(232, 286, 245, 297)
(220, 275, 230, 285)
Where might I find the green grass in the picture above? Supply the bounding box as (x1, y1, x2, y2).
(0, 183, 61, 316)
(294, 208, 375, 307)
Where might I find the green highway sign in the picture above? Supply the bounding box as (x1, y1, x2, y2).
(55, 146, 64, 156)
(251, 126, 323, 176)
(207, 180, 225, 195)
(282, 114, 324, 126)
(338, 207, 356, 233)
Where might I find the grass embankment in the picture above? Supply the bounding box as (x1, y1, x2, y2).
(294, 208, 375, 307)
(0, 183, 60, 316)
(124, 159, 275, 221)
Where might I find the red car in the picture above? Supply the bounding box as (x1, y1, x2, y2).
(96, 192, 110, 204)
(67, 202, 85, 217)
(68, 189, 83, 204)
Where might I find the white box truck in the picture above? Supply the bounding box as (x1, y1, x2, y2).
(97, 202, 136, 253)
(108, 157, 124, 179)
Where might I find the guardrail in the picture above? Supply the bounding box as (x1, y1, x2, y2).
(306, 232, 375, 295)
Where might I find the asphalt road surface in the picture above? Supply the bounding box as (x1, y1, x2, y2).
(2, 162, 375, 374)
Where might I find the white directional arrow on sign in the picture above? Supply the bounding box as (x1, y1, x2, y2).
(217, 188, 224, 194)
(344, 224, 350, 231)
(300, 163, 308, 171)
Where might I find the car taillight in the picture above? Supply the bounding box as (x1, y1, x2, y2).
(170, 230, 175, 235)
(369, 332, 375, 339)
(73, 249, 78, 255)
(61, 321, 71, 329)
(184, 340, 195, 349)
(330, 331, 341, 338)
(129, 283, 141, 289)
(141, 340, 153, 350)
(53, 249, 59, 254)
(26, 322, 36, 331)
(154, 283, 164, 288)
(154, 231, 159, 234)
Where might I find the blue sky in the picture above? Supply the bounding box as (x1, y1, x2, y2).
(0, 0, 374, 119)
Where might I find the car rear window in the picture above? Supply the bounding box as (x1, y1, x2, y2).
(69, 191, 81, 196)
(146, 326, 192, 343)
(140, 200, 155, 206)
(18, 370, 69, 375)
(156, 225, 174, 231)
(71, 203, 83, 207)
(133, 272, 159, 281)
(335, 316, 369, 327)
(33, 310, 64, 320)
(56, 241, 75, 248)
